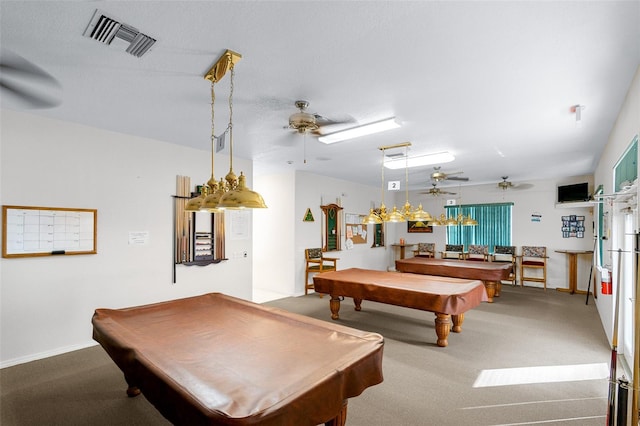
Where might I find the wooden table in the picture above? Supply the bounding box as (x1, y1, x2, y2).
(395, 257, 512, 303)
(92, 293, 383, 426)
(391, 243, 415, 259)
(313, 268, 487, 347)
(555, 250, 593, 295)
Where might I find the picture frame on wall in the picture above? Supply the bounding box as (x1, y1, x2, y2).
(407, 220, 433, 233)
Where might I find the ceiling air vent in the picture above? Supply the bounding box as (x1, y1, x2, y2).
(83, 9, 156, 58)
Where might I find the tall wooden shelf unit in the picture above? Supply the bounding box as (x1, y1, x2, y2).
(321, 203, 342, 252)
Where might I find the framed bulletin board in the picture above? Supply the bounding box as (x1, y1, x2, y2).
(345, 213, 367, 245)
(561, 215, 585, 238)
(2, 205, 97, 258)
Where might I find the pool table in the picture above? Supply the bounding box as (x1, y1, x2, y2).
(395, 257, 512, 302)
(313, 268, 487, 347)
(92, 293, 384, 426)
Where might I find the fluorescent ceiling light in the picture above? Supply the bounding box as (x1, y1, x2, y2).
(384, 152, 455, 169)
(318, 117, 400, 144)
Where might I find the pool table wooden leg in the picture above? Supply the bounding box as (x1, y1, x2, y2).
(126, 386, 141, 397)
(123, 375, 141, 397)
(329, 295, 341, 320)
(451, 313, 464, 333)
(482, 280, 495, 303)
(353, 298, 362, 311)
(325, 400, 348, 426)
(434, 313, 451, 347)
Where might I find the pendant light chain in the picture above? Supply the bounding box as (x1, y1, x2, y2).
(209, 81, 216, 185)
(228, 64, 234, 172)
(211, 80, 215, 147)
(380, 148, 385, 208)
(223, 60, 237, 192)
(405, 145, 410, 212)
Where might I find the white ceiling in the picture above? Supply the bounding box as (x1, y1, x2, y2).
(1, 1, 639, 191)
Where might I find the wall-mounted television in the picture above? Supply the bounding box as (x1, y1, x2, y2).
(557, 182, 590, 203)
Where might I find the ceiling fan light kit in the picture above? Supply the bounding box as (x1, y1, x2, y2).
(384, 151, 455, 170)
(288, 100, 319, 134)
(318, 117, 400, 144)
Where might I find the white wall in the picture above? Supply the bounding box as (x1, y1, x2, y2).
(252, 170, 295, 297)
(0, 110, 253, 367)
(593, 65, 640, 344)
(252, 170, 392, 298)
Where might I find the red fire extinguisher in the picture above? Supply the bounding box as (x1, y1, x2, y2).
(601, 269, 612, 295)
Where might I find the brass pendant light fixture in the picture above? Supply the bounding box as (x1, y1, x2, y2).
(184, 184, 208, 212)
(362, 147, 388, 224)
(363, 142, 434, 224)
(215, 50, 267, 209)
(399, 143, 433, 223)
(383, 144, 407, 223)
(187, 50, 267, 211)
(429, 212, 477, 226)
(185, 51, 229, 213)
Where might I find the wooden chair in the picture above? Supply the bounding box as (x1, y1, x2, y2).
(519, 246, 547, 290)
(440, 244, 464, 260)
(491, 245, 516, 285)
(413, 243, 436, 258)
(464, 244, 489, 261)
(304, 248, 338, 295)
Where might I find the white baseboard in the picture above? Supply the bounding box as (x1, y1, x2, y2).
(1, 341, 98, 369)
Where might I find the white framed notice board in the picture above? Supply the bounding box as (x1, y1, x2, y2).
(2, 205, 97, 258)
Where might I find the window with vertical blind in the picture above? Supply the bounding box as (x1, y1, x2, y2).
(445, 203, 513, 250)
(614, 135, 638, 192)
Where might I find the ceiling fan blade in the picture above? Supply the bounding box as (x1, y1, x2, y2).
(0, 80, 60, 109)
(513, 183, 534, 190)
(446, 176, 469, 181)
(0, 50, 62, 109)
(313, 116, 357, 136)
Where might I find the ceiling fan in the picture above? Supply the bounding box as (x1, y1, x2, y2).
(497, 176, 533, 191)
(498, 176, 513, 190)
(0, 49, 62, 109)
(430, 166, 469, 182)
(283, 100, 355, 164)
(286, 100, 354, 135)
(420, 183, 457, 197)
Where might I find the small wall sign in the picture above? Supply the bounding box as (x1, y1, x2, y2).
(303, 208, 314, 222)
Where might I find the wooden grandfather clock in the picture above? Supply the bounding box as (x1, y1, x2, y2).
(321, 203, 343, 252)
